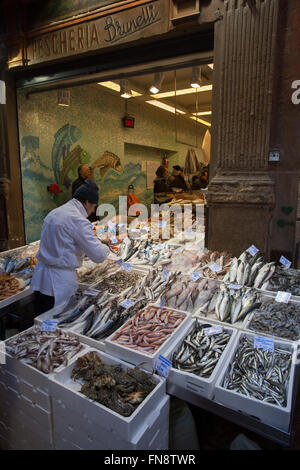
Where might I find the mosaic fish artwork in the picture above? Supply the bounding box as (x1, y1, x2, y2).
(91, 150, 123, 178)
(51, 123, 82, 186)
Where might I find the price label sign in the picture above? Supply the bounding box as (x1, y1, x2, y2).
(275, 291, 291, 303)
(119, 299, 134, 309)
(209, 263, 221, 272)
(158, 220, 167, 228)
(280, 256, 291, 269)
(41, 319, 58, 332)
(254, 335, 274, 352)
(247, 245, 259, 256)
(228, 284, 242, 290)
(110, 236, 118, 244)
(83, 290, 98, 297)
(174, 248, 183, 255)
(191, 272, 200, 281)
(156, 355, 172, 378)
(121, 263, 132, 272)
(204, 326, 223, 336)
(162, 268, 167, 280)
(185, 228, 194, 235)
(157, 243, 164, 250)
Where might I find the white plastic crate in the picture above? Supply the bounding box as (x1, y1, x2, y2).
(105, 305, 193, 371)
(53, 395, 169, 450)
(163, 318, 238, 400)
(0, 287, 32, 310)
(49, 347, 166, 442)
(214, 330, 297, 432)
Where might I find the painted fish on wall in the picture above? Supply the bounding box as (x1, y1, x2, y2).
(91, 150, 123, 178)
(52, 123, 82, 187)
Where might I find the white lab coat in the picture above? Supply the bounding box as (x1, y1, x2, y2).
(30, 199, 110, 306)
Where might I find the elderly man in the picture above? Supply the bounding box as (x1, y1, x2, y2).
(31, 179, 110, 315)
(71, 164, 91, 197)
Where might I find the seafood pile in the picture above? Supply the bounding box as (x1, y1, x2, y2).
(117, 239, 173, 267)
(194, 251, 232, 280)
(263, 266, 300, 296)
(222, 336, 292, 407)
(247, 300, 300, 341)
(209, 284, 261, 324)
(0, 274, 23, 301)
(77, 259, 119, 284)
(111, 306, 186, 355)
(164, 277, 219, 314)
(0, 255, 37, 286)
(159, 249, 201, 273)
(224, 250, 275, 288)
(71, 351, 157, 417)
(92, 270, 143, 294)
(172, 322, 231, 377)
(5, 327, 83, 373)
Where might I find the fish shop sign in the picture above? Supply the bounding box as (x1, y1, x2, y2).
(26, 0, 168, 65)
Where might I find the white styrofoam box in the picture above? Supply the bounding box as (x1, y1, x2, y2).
(214, 331, 297, 432)
(67, 324, 106, 352)
(163, 318, 238, 400)
(105, 305, 193, 372)
(49, 347, 166, 442)
(0, 287, 32, 310)
(53, 395, 169, 450)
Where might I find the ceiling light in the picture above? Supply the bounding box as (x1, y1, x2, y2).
(120, 79, 132, 99)
(190, 116, 211, 127)
(193, 111, 212, 116)
(149, 72, 164, 94)
(98, 81, 141, 97)
(190, 66, 201, 88)
(151, 85, 212, 99)
(208, 63, 214, 70)
(146, 100, 185, 114)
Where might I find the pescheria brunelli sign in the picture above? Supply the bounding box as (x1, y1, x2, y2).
(26, 0, 168, 66)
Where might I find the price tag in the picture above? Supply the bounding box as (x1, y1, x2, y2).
(83, 290, 98, 297)
(247, 245, 259, 256)
(160, 297, 166, 309)
(280, 256, 291, 269)
(142, 226, 150, 232)
(156, 355, 172, 378)
(204, 326, 223, 336)
(209, 263, 221, 272)
(162, 268, 167, 280)
(157, 243, 164, 250)
(191, 272, 200, 281)
(110, 236, 118, 244)
(174, 248, 183, 254)
(121, 262, 132, 272)
(119, 299, 134, 309)
(185, 228, 194, 235)
(254, 335, 274, 352)
(228, 284, 242, 290)
(123, 237, 131, 245)
(275, 291, 291, 303)
(41, 319, 58, 332)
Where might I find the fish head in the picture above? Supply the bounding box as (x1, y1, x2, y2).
(70, 126, 82, 142)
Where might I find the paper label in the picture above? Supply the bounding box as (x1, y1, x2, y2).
(119, 299, 134, 309)
(121, 262, 132, 272)
(162, 268, 167, 280)
(156, 355, 172, 378)
(228, 284, 242, 290)
(247, 245, 259, 256)
(254, 335, 274, 352)
(275, 291, 291, 303)
(209, 263, 221, 272)
(204, 326, 223, 336)
(83, 290, 98, 297)
(110, 236, 118, 244)
(41, 320, 58, 332)
(191, 272, 200, 281)
(279, 256, 291, 269)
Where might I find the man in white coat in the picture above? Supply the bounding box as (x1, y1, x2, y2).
(30, 179, 110, 315)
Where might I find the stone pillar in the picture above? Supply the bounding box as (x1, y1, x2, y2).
(207, 0, 279, 257)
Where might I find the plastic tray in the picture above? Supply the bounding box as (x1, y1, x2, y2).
(214, 330, 297, 432)
(163, 318, 238, 400)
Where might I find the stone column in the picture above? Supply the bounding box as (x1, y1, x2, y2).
(207, 0, 279, 257)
